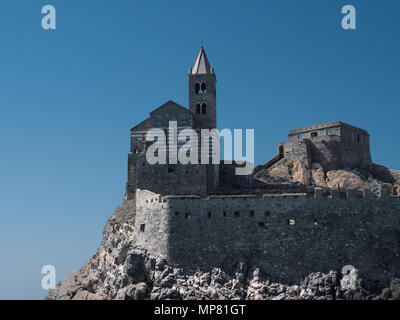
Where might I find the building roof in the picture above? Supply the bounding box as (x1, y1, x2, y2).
(191, 47, 212, 74)
(289, 121, 369, 136)
(130, 117, 150, 132)
(149, 100, 189, 115)
(131, 101, 189, 131)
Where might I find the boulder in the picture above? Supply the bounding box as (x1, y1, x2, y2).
(325, 170, 370, 190)
(73, 290, 105, 300)
(268, 164, 291, 181)
(389, 169, 400, 185)
(291, 160, 311, 185)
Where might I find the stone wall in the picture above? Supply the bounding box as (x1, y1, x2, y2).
(135, 153, 209, 197)
(127, 100, 219, 199)
(134, 188, 400, 289)
(134, 190, 171, 260)
(339, 125, 371, 168)
(277, 140, 311, 167)
(126, 153, 137, 199)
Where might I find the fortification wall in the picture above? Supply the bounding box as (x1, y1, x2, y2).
(135, 189, 400, 289)
(134, 190, 171, 259)
(126, 154, 137, 199)
(308, 138, 343, 170)
(339, 125, 372, 168)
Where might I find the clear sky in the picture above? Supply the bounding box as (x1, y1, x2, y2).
(0, 0, 399, 299)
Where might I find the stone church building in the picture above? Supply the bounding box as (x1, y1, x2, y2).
(126, 47, 374, 200)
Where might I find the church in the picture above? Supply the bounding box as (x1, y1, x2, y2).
(126, 47, 221, 199)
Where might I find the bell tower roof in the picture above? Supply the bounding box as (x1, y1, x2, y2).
(190, 47, 213, 75)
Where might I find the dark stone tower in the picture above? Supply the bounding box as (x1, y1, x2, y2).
(188, 47, 217, 129)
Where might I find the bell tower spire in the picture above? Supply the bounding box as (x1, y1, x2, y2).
(188, 47, 217, 129)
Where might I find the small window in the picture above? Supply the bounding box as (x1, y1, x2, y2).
(200, 82, 206, 93)
(258, 222, 268, 229)
(140, 224, 145, 232)
(279, 146, 284, 155)
(175, 211, 179, 216)
(265, 211, 270, 217)
(208, 212, 212, 218)
(223, 211, 227, 217)
(326, 129, 332, 136)
(196, 103, 201, 114)
(185, 212, 191, 219)
(195, 82, 200, 94)
(234, 211, 240, 217)
(288, 219, 296, 225)
(357, 133, 361, 142)
(168, 165, 175, 173)
(201, 103, 207, 114)
(311, 132, 318, 138)
(297, 135, 302, 140)
(249, 210, 255, 217)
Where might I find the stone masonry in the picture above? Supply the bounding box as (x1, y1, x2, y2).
(127, 47, 400, 290)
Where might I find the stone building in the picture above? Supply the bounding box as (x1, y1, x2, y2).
(276, 121, 372, 171)
(126, 47, 400, 290)
(127, 47, 219, 199)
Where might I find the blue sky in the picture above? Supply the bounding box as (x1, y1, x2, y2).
(0, 0, 399, 299)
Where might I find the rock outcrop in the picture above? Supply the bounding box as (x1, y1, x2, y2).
(255, 159, 400, 196)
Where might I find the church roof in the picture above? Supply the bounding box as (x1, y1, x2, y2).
(191, 47, 212, 74)
(149, 100, 189, 115)
(130, 117, 150, 131)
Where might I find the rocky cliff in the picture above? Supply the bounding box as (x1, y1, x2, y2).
(47, 194, 400, 300)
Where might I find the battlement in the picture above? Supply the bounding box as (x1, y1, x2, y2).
(289, 121, 369, 136)
(157, 187, 397, 201)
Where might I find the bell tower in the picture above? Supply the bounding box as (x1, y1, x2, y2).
(188, 47, 217, 129)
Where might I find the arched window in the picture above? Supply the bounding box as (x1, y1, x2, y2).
(196, 103, 201, 114)
(201, 103, 207, 114)
(200, 82, 206, 93)
(195, 82, 200, 94)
